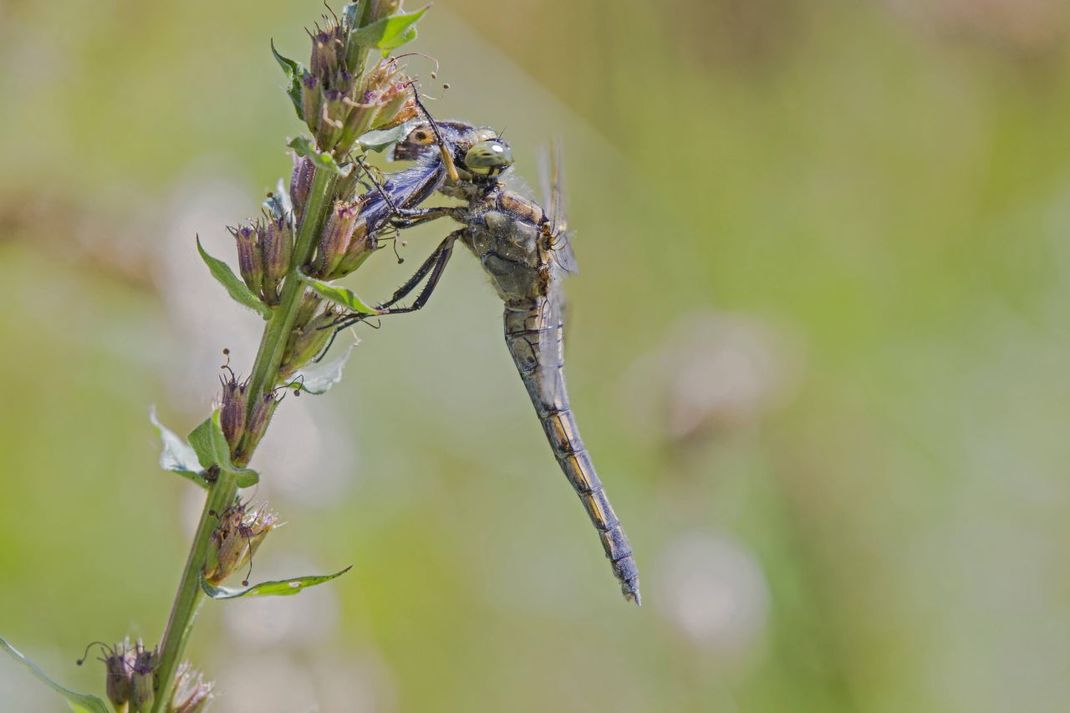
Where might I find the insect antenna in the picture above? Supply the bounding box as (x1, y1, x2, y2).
(406, 81, 459, 183)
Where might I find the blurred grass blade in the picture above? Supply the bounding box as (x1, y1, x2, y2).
(299, 272, 380, 314)
(149, 406, 209, 488)
(196, 237, 273, 319)
(188, 410, 259, 488)
(0, 636, 110, 713)
(286, 342, 357, 395)
(199, 566, 352, 599)
(270, 39, 305, 120)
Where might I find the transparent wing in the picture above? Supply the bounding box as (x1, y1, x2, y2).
(538, 142, 579, 275)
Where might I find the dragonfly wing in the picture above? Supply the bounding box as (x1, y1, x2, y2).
(538, 143, 579, 276)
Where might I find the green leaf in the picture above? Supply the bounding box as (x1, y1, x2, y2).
(357, 122, 414, 153)
(350, 7, 429, 50)
(0, 636, 110, 713)
(149, 406, 209, 488)
(380, 25, 418, 52)
(270, 39, 305, 120)
(299, 272, 380, 314)
(287, 136, 351, 176)
(196, 237, 273, 319)
(286, 342, 357, 395)
(188, 410, 259, 488)
(200, 566, 352, 600)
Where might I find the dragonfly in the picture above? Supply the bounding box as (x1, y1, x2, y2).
(347, 119, 641, 604)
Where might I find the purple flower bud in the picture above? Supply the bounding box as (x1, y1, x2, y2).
(301, 71, 321, 135)
(259, 214, 293, 303)
(289, 154, 316, 218)
(314, 200, 359, 277)
(77, 639, 134, 709)
(240, 392, 281, 459)
(331, 220, 375, 278)
(316, 88, 346, 150)
(219, 375, 248, 453)
(228, 224, 264, 298)
(169, 661, 214, 713)
(309, 30, 339, 79)
(293, 288, 323, 330)
(129, 640, 157, 713)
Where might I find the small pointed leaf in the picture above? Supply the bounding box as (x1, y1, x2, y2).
(200, 566, 352, 600)
(299, 272, 380, 314)
(0, 636, 110, 713)
(196, 237, 273, 319)
(188, 410, 259, 488)
(287, 136, 351, 176)
(270, 39, 305, 120)
(286, 342, 357, 395)
(149, 407, 209, 488)
(350, 7, 428, 50)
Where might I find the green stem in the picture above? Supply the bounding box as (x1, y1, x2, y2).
(151, 165, 336, 712)
(151, 470, 237, 712)
(243, 166, 336, 417)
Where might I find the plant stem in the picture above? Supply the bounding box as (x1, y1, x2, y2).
(151, 165, 336, 712)
(151, 470, 237, 713)
(243, 167, 336, 419)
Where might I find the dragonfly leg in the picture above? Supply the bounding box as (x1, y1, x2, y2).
(375, 230, 462, 315)
(391, 206, 466, 229)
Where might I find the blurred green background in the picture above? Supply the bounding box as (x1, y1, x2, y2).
(2, 0, 1069, 711)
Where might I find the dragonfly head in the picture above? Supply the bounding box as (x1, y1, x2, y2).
(392, 121, 496, 162)
(461, 139, 513, 178)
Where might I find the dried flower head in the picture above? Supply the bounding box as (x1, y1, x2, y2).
(168, 661, 214, 713)
(204, 499, 279, 586)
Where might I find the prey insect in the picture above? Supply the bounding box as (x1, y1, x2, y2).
(344, 119, 641, 604)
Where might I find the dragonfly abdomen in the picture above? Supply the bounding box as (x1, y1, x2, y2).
(503, 303, 642, 605)
(542, 407, 641, 605)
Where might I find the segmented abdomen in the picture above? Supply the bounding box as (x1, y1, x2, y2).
(503, 298, 641, 604)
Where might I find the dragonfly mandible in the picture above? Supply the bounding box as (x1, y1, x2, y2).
(348, 119, 641, 604)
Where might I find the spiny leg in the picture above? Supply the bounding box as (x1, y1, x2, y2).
(391, 205, 466, 230)
(317, 230, 462, 353)
(374, 230, 461, 315)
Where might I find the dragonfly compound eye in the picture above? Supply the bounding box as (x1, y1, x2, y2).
(464, 140, 513, 175)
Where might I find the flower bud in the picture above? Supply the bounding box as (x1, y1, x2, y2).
(314, 200, 360, 277)
(77, 639, 134, 710)
(300, 71, 321, 133)
(317, 88, 346, 150)
(240, 392, 281, 459)
(129, 641, 157, 713)
(168, 662, 213, 713)
(309, 29, 341, 79)
(290, 155, 316, 219)
(293, 288, 323, 330)
(280, 308, 339, 377)
(330, 220, 375, 278)
(228, 224, 264, 297)
(219, 375, 248, 453)
(259, 214, 293, 303)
